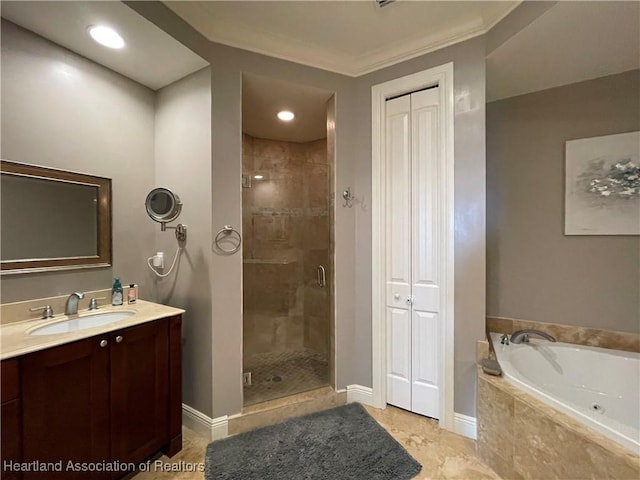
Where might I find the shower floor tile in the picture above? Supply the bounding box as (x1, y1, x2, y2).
(243, 349, 328, 406)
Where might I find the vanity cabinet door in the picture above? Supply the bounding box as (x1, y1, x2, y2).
(2, 359, 22, 480)
(109, 319, 169, 467)
(2, 399, 21, 480)
(21, 336, 110, 480)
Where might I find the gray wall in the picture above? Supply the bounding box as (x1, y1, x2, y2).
(154, 68, 213, 416)
(206, 42, 360, 418)
(487, 70, 640, 333)
(486, 1, 557, 55)
(0, 20, 215, 418)
(129, 2, 487, 418)
(356, 37, 487, 417)
(127, 1, 360, 417)
(0, 20, 156, 303)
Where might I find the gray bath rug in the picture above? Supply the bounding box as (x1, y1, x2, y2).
(205, 403, 422, 480)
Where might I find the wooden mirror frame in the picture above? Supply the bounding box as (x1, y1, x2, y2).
(1, 160, 112, 274)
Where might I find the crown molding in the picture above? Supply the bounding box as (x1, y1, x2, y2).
(167, 2, 521, 77)
(354, 22, 486, 76)
(204, 22, 488, 77)
(205, 21, 353, 75)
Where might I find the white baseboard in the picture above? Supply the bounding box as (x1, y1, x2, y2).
(183, 399, 474, 441)
(182, 403, 228, 441)
(211, 414, 229, 440)
(345, 387, 476, 440)
(346, 384, 374, 406)
(453, 412, 477, 440)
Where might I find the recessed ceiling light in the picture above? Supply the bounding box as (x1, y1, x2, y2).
(277, 111, 295, 122)
(88, 25, 125, 49)
(253, 175, 264, 180)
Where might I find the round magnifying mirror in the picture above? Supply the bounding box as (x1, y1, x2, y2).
(145, 188, 182, 223)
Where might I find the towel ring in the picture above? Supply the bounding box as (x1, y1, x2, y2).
(213, 225, 242, 254)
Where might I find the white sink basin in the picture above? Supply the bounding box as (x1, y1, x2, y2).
(29, 311, 135, 336)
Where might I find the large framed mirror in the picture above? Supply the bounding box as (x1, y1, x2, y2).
(1, 160, 112, 274)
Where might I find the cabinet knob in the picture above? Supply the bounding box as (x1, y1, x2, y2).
(99, 339, 108, 348)
(115, 335, 123, 343)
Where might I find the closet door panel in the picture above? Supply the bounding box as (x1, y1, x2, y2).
(385, 95, 412, 410)
(411, 310, 440, 418)
(411, 87, 441, 418)
(384, 88, 442, 420)
(385, 95, 412, 310)
(386, 307, 411, 410)
(411, 88, 440, 315)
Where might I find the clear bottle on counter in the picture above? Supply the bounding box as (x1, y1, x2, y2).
(127, 284, 138, 304)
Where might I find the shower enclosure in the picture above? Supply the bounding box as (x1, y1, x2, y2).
(241, 130, 333, 406)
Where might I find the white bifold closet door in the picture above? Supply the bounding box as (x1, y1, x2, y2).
(385, 87, 441, 419)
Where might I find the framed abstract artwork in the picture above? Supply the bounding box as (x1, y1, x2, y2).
(565, 131, 640, 235)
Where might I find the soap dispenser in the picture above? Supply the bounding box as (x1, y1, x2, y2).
(112, 277, 124, 306)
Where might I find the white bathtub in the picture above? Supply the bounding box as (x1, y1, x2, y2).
(490, 332, 640, 455)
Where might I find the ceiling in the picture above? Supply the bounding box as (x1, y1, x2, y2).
(243, 74, 333, 143)
(165, 0, 639, 101)
(0, 1, 208, 90)
(487, 1, 640, 102)
(2, 0, 636, 132)
(165, 0, 520, 77)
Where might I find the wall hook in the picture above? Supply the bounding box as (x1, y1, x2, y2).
(342, 187, 355, 208)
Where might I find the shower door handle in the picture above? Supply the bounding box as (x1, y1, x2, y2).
(317, 265, 326, 288)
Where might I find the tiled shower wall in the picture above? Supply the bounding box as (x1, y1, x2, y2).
(242, 134, 331, 365)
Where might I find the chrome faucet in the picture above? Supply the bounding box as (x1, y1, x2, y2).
(64, 292, 85, 315)
(510, 329, 556, 344)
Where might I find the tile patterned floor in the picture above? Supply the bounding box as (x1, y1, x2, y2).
(363, 406, 501, 480)
(128, 427, 209, 480)
(243, 349, 328, 406)
(132, 404, 501, 480)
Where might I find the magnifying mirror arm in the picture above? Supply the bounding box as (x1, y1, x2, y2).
(160, 222, 187, 243)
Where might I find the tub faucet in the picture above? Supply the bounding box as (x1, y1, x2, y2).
(510, 329, 556, 344)
(65, 292, 85, 315)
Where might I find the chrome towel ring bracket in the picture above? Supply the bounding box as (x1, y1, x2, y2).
(213, 225, 242, 255)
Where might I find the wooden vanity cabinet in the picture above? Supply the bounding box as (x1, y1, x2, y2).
(21, 334, 110, 480)
(1, 359, 22, 480)
(110, 319, 169, 467)
(17, 315, 182, 479)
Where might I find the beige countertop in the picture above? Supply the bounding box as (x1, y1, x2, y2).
(0, 300, 184, 361)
